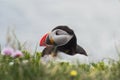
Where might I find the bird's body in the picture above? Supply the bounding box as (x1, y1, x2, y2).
(40, 25, 88, 64)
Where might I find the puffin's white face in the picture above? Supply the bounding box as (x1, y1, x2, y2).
(48, 29, 73, 46)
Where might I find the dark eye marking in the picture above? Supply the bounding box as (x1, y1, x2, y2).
(56, 31, 60, 35)
(55, 29, 68, 35)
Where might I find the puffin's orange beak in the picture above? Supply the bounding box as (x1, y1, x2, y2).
(39, 33, 49, 46)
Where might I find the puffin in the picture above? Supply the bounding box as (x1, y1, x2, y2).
(40, 25, 88, 64)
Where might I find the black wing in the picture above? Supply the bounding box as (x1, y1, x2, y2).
(76, 45, 88, 56)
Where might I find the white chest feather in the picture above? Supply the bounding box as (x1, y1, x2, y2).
(41, 51, 89, 65)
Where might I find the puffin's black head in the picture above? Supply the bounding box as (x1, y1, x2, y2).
(40, 25, 76, 47)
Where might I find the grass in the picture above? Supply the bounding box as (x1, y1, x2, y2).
(0, 29, 120, 80)
(0, 50, 120, 80)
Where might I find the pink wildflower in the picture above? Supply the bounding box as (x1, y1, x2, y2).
(11, 50, 23, 58)
(1, 47, 14, 56)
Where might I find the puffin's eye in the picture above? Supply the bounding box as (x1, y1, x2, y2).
(56, 31, 60, 35)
